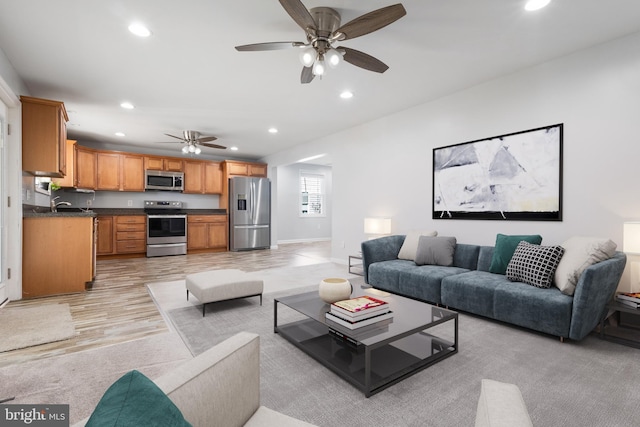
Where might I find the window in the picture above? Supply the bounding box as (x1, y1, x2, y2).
(299, 172, 324, 216)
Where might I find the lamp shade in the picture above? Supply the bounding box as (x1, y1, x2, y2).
(364, 217, 391, 235)
(624, 222, 640, 254)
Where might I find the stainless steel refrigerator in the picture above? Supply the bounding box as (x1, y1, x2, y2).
(229, 176, 271, 251)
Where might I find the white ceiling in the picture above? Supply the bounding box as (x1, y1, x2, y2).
(1, 0, 639, 162)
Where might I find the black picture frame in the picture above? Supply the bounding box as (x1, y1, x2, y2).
(433, 123, 563, 221)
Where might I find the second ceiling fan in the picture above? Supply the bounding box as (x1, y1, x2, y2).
(235, 0, 406, 84)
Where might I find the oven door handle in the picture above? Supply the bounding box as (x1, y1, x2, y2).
(147, 215, 187, 219)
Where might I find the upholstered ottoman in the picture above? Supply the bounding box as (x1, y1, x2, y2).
(186, 269, 263, 316)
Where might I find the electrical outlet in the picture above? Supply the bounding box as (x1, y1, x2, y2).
(127, 200, 133, 207)
(86, 199, 92, 207)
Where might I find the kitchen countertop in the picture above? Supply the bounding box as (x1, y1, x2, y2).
(23, 206, 227, 218)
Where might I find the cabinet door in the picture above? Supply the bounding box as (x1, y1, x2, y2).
(97, 153, 121, 190)
(58, 107, 67, 176)
(207, 222, 227, 249)
(183, 160, 204, 193)
(144, 157, 164, 171)
(164, 158, 184, 171)
(249, 163, 267, 177)
(75, 146, 97, 189)
(52, 140, 76, 188)
(97, 216, 114, 255)
(227, 162, 248, 176)
(204, 162, 223, 194)
(187, 222, 208, 249)
(121, 154, 145, 191)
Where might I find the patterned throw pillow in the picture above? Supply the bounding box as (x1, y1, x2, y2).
(506, 241, 565, 288)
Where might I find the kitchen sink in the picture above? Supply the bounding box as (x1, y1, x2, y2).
(55, 207, 94, 213)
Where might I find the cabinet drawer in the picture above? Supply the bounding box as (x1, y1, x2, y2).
(188, 215, 227, 224)
(116, 231, 146, 241)
(115, 216, 146, 224)
(116, 223, 146, 232)
(116, 240, 146, 253)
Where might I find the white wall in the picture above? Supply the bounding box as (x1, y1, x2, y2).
(263, 31, 640, 283)
(276, 163, 332, 243)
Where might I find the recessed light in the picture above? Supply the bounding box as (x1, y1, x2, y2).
(229, 146, 239, 151)
(115, 132, 125, 137)
(120, 102, 134, 109)
(340, 90, 354, 99)
(525, 0, 551, 11)
(268, 127, 278, 134)
(128, 22, 151, 37)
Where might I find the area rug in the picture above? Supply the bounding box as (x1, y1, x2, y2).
(166, 283, 640, 427)
(0, 303, 76, 352)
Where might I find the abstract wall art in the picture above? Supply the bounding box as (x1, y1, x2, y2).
(433, 124, 563, 221)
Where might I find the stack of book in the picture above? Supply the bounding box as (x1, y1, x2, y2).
(616, 292, 640, 309)
(325, 295, 393, 330)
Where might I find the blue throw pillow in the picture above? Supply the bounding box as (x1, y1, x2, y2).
(489, 234, 542, 275)
(86, 370, 191, 427)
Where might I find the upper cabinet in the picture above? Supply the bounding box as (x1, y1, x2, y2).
(225, 160, 267, 177)
(144, 156, 183, 172)
(183, 160, 223, 194)
(75, 145, 97, 190)
(21, 96, 68, 177)
(52, 139, 77, 188)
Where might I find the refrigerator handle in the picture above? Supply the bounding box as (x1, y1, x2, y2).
(250, 181, 254, 221)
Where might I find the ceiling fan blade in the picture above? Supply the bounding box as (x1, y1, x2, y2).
(235, 41, 305, 51)
(333, 3, 406, 41)
(199, 142, 227, 150)
(340, 47, 389, 73)
(196, 136, 218, 143)
(301, 66, 315, 84)
(279, 0, 317, 34)
(164, 133, 186, 142)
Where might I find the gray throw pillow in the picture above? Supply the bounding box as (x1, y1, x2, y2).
(414, 236, 457, 266)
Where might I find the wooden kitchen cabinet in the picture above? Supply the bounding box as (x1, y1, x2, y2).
(22, 216, 93, 298)
(96, 216, 114, 255)
(225, 160, 268, 177)
(75, 145, 97, 189)
(187, 215, 227, 251)
(52, 139, 77, 188)
(121, 154, 145, 191)
(184, 160, 223, 194)
(21, 96, 68, 177)
(97, 152, 121, 190)
(144, 156, 183, 172)
(115, 215, 146, 254)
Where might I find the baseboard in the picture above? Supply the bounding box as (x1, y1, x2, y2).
(0, 298, 9, 309)
(277, 238, 331, 244)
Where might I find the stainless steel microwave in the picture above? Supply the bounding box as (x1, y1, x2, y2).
(145, 170, 184, 191)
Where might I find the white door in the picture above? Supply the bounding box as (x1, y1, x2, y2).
(0, 98, 6, 305)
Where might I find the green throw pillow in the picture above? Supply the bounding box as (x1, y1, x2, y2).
(489, 234, 542, 275)
(86, 370, 191, 427)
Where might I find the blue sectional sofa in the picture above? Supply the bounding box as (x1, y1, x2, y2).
(361, 235, 626, 341)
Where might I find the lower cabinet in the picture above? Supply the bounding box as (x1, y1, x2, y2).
(23, 217, 93, 297)
(187, 215, 227, 252)
(97, 215, 146, 257)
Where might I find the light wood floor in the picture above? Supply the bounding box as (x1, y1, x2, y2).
(2, 241, 332, 367)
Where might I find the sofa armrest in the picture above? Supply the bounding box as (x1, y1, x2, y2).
(361, 235, 405, 283)
(155, 332, 261, 427)
(569, 252, 627, 341)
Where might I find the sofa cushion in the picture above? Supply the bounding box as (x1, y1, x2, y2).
(506, 241, 565, 288)
(493, 281, 573, 338)
(398, 265, 470, 304)
(86, 370, 191, 427)
(441, 271, 511, 318)
(554, 236, 617, 296)
(397, 230, 438, 261)
(368, 259, 416, 292)
(489, 234, 543, 275)
(415, 236, 457, 266)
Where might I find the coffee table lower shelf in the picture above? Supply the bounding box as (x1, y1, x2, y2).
(275, 317, 457, 397)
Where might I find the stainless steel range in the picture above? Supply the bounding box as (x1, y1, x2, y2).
(145, 200, 187, 257)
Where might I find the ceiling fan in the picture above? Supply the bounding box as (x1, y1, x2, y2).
(163, 130, 226, 155)
(235, 0, 406, 84)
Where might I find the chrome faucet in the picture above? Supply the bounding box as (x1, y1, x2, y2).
(50, 196, 72, 212)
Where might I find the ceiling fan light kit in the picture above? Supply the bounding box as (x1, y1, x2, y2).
(235, 0, 406, 84)
(165, 130, 225, 155)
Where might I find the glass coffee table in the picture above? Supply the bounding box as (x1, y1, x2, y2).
(274, 287, 458, 397)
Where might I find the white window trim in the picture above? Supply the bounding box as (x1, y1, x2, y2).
(299, 171, 326, 218)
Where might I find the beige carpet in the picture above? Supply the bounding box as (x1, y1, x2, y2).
(0, 303, 76, 353)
